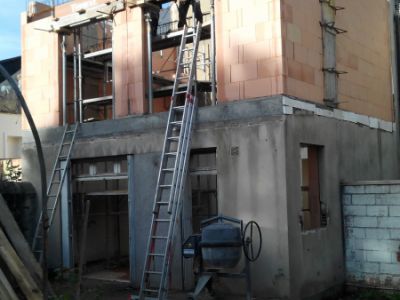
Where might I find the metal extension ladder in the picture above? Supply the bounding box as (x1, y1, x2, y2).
(138, 22, 203, 300)
(32, 123, 79, 262)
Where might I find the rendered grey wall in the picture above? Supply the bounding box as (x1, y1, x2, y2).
(285, 114, 399, 300)
(22, 102, 290, 299)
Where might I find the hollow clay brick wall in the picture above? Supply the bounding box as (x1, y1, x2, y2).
(215, 0, 284, 102)
(282, 0, 393, 121)
(21, 13, 62, 129)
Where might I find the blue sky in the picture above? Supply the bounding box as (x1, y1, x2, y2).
(0, 1, 26, 60)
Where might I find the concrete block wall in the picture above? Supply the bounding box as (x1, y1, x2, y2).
(343, 183, 400, 289)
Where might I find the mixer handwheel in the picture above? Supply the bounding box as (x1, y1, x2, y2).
(243, 221, 262, 262)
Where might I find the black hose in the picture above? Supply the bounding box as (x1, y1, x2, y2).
(0, 64, 48, 300)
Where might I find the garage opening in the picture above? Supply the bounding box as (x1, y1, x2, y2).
(71, 156, 129, 282)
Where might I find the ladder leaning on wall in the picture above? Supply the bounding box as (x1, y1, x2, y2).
(136, 21, 203, 300)
(31, 123, 79, 262)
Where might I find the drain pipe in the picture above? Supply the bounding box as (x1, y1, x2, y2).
(0, 64, 48, 300)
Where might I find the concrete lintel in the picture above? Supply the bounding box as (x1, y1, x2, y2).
(50, 1, 124, 31)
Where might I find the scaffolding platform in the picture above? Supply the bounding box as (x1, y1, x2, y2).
(153, 22, 211, 52)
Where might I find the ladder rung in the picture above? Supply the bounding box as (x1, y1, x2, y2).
(159, 185, 172, 189)
(144, 289, 159, 294)
(48, 195, 57, 198)
(175, 91, 187, 95)
(54, 168, 63, 171)
(65, 130, 75, 134)
(173, 106, 185, 111)
(167, 137, 179, 142)
(62, 142, 72, 145)
(148, 253, 164, 257)
(165, 152, 177, 156)
(152, 236, 168, 239)
(59, 155, 68, 160)
(155, 219, 171, 222)
(182, 48, 194, 52)
(162, 168, 174, 172)
(177, 76, 189, 80)
(170, 121, 182, 126)
(145, 271, 162, 275)
(185, 33, 196, 38)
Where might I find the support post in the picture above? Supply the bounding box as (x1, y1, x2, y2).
(128, 155, 136, 285)
(145, 13, 153, 114)
(210, 0, 217, 106)
(75, 198, 90, 300)
(62, 35, 67, 126)
(61, 161, 73, 269)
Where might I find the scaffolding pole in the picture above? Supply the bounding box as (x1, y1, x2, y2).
(62, 35, 67, 126)
(145, 13, 153, 114)
(78, 30, 83, 123)
(73, 31, 78, 123)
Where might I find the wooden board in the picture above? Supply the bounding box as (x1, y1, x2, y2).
(0, 228, 43, 300)
(0, 268, 18, 300)
(0, 194, 42, 285)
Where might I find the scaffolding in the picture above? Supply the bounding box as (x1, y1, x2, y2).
(53, 0, 216, 125)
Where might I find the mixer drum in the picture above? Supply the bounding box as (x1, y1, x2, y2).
(200, 222, 242, 269)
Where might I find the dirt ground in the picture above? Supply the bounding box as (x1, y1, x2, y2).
(52, 277, 400, 300)
(52, 278, 239, 300)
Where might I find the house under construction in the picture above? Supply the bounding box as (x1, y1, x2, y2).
(20, 0, 400, 299)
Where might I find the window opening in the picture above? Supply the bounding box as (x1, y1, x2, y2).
(300, 145, 326, 231)
(189, 149, 217, 233)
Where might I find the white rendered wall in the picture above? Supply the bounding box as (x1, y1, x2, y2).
(0, 113, 22, 159)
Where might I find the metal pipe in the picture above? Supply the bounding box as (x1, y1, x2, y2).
(73, 32, 78, 123)
(145, 13, 153, 114)
(62, 35, 67, 126)
(210, 0, 217, 106)
(78, 30, 83, 123)
(0, 64, 49, 300)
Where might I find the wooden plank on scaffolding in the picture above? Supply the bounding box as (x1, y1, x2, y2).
(0, 268, 18, 300)
(0, 194, 42, 284)
(0, 228, 43, 300)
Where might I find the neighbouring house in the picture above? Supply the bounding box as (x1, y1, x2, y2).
(20, 0, 400, 299)
(0, 56, 22, 179)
